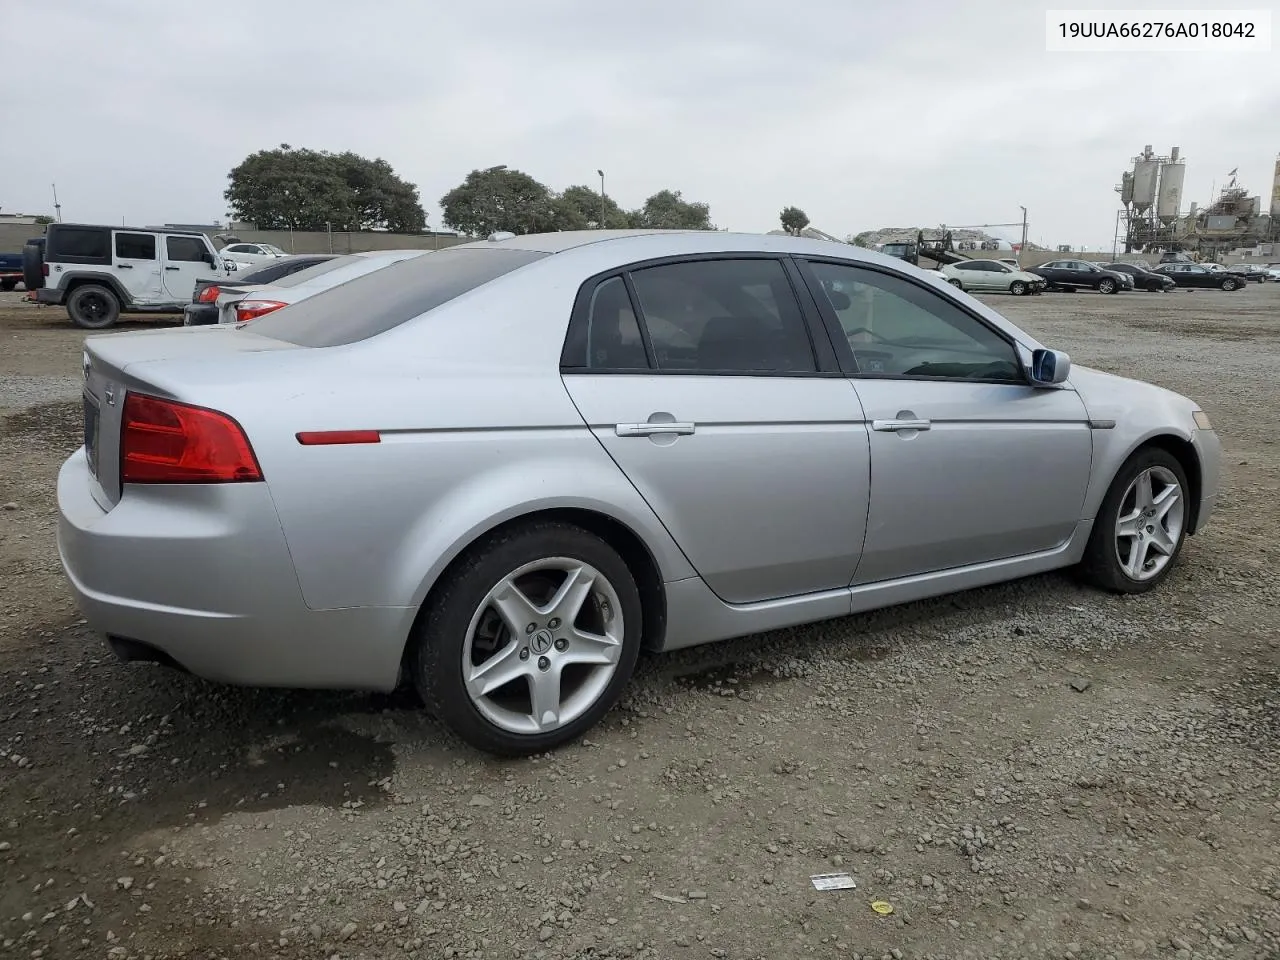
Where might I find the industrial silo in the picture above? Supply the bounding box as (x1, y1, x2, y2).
(1119, 171, 1134, 206)
(1157, 149, 1186, 223)
(1132, 157, 1159, 215)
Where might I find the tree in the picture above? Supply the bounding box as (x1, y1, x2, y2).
(224, 145, 426, 232)
(780, 206, 810, 236)
(849, 232, 874, 248)
(552, 184, 630, 230)
(34, 214, 55, 225)
(630, 189, 715, 230)
(439, 166, 559, 237)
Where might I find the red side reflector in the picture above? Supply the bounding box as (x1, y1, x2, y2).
(296, 430, 381, 446)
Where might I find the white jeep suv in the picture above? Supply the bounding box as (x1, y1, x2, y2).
(24, 223, 229, 329)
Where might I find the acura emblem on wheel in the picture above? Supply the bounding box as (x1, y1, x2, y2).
(530, 629, 554, 655)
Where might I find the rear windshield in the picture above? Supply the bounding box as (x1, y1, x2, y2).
(270, 255, 360, 288)
(236, 256, 335, 285)
(242, 247, 548, 347)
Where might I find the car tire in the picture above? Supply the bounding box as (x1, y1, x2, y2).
(66, 284, 121, 329)
(1097, 278, 1117, 294)
(1010, 281, 1028, 296)
(947, 278, 963, 289)
(409, 521, 644, 756)
(21, 242, 44, 291)
(1220, 278, 1238, 291)
(1077, 447, 1191, 595)
(0, 279, 16, 292)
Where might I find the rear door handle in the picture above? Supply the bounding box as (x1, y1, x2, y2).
(164, 266, 180, 271)
(872, 418, 931, 432)
(116, 263, 133, 269)
(615, 422, 696, 437)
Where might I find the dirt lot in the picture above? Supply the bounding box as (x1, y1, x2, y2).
(1, 286, 1278, 960)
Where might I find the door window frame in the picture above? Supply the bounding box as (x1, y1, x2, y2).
(559, 253, 844, 377)
(793, 256, 1032, 386)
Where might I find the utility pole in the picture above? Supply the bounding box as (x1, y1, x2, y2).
(1019, 206, 1028, 267)
(597, 169, 606, 228)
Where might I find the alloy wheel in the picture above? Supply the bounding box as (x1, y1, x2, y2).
(462, 557, 625, 735)
(1114, 466, 1185, 582)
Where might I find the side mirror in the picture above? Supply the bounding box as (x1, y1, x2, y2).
(1030, 348, 1071, 386)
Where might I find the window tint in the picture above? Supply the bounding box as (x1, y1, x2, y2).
(50, 226, 109, 261)
(226, 244, 253, 253)
(114, 232, 156, 260)
(806, 261, 1021, 381)
(627, 259, 816, 373)
(955, 261, 985, 271)
(243, 247, 546, 348)
(166, 236, 208, 262)
(235, 256, 334, 285)
(583, 277, 648, 369)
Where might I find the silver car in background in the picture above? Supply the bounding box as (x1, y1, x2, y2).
(215, 248, 429, 323)
(59, 230, 1220, 755)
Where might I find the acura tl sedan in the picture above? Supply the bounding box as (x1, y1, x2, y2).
(59, 231, 1220, 756)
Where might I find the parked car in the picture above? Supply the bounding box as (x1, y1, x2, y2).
(0, 250, 25, 291)
(213, 249, 430, 324)
(1086, 263, 1137, 290)
(1233, 263, 1269, 282)
(1200, 262, 1254, 282)
(184, 255, 338, 326)
(1264, 262, 1280, 281)
(1099, 262, 1176, 292)
(217, 241, 290, 269)
(1152, 263, 1244, 290)
(58, 230, 1221, 756)
(24, 223, 229, 328)
(1028, 259, 1129, 294)
(941, 259, 1046, 295)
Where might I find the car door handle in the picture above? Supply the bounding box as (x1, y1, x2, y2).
(615, 422, 696, 437)
(116, 263, 133, 269)
(872, 418, 931, 432)
(164, 266, 180, 271)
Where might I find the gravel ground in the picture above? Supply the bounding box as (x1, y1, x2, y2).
(1, 286, 1278, 960)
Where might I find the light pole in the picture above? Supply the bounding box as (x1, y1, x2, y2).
(1018, 206, 1028, 267)
(597, 169, 606, 228)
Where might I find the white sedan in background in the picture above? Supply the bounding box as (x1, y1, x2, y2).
(943, 259, 1046, 295)
(217, 249, 430, 323)
(218, 242, 290, 270)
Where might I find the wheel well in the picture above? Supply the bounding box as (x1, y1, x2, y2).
(402, 508, 669, 673)
(1138, 435, 1203, 533)
(63, 275, 127, 306)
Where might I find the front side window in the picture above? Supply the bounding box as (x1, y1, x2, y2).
(166, 236, 208, 262)
(805, 261, 1021, 381)
(627, 258, 816, 373)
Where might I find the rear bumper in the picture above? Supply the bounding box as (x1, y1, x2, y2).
(182, 303, 219, 326)
(56, 448, 409, 690)
(35, 288, 64, 305)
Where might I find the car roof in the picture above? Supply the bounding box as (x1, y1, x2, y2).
(53, 221, 206, 237)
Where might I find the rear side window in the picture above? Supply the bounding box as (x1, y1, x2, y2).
(115, 233, 156, 260)
(166, 236, 208, 262)
(242, 247, 547, 347)
(49, 227, 109, 262)
(236, 256, 333, 285)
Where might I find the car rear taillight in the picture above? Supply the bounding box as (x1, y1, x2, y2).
(121, 394, 263, 484)
(234, 299, 286, 322)
(196, 285, 220, 303)
(42, 263, 49, 277)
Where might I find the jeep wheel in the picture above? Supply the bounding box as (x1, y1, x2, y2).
(67, 285, 121, 329)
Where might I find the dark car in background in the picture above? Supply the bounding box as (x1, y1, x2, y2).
(183, 254, 337, 325)
(1101, 262, 1176, 292)
(1152, 263, 1243, 290)
(1028, 259, 1130, 294)
(0, 251, 24, 291)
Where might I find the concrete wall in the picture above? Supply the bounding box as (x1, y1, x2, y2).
(0, 223, 469, 256)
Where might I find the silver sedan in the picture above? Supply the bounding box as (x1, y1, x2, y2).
(58, 230, 1221, 755)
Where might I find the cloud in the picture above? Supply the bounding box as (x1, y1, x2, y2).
(2, 0, 1277, 247)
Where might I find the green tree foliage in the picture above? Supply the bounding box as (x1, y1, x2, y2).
(33, 214, 56, 225)
(225, 145, 426, 233)
(440, 170, 716, 236)
(780, 206, 810, 236)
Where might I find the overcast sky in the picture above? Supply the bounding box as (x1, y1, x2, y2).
(2, 0, 1277, 248)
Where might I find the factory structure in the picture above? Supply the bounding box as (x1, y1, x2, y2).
(1115, 145, 1280, 258)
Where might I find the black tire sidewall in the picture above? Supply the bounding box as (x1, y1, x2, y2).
(1081, 447, 1191, 593)
(411, 522, 644, 756)
(948, 278, 963, 288)
(67, 284, 120, 329)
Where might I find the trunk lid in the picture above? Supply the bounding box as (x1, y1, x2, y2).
(82, 326, 298, 507)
